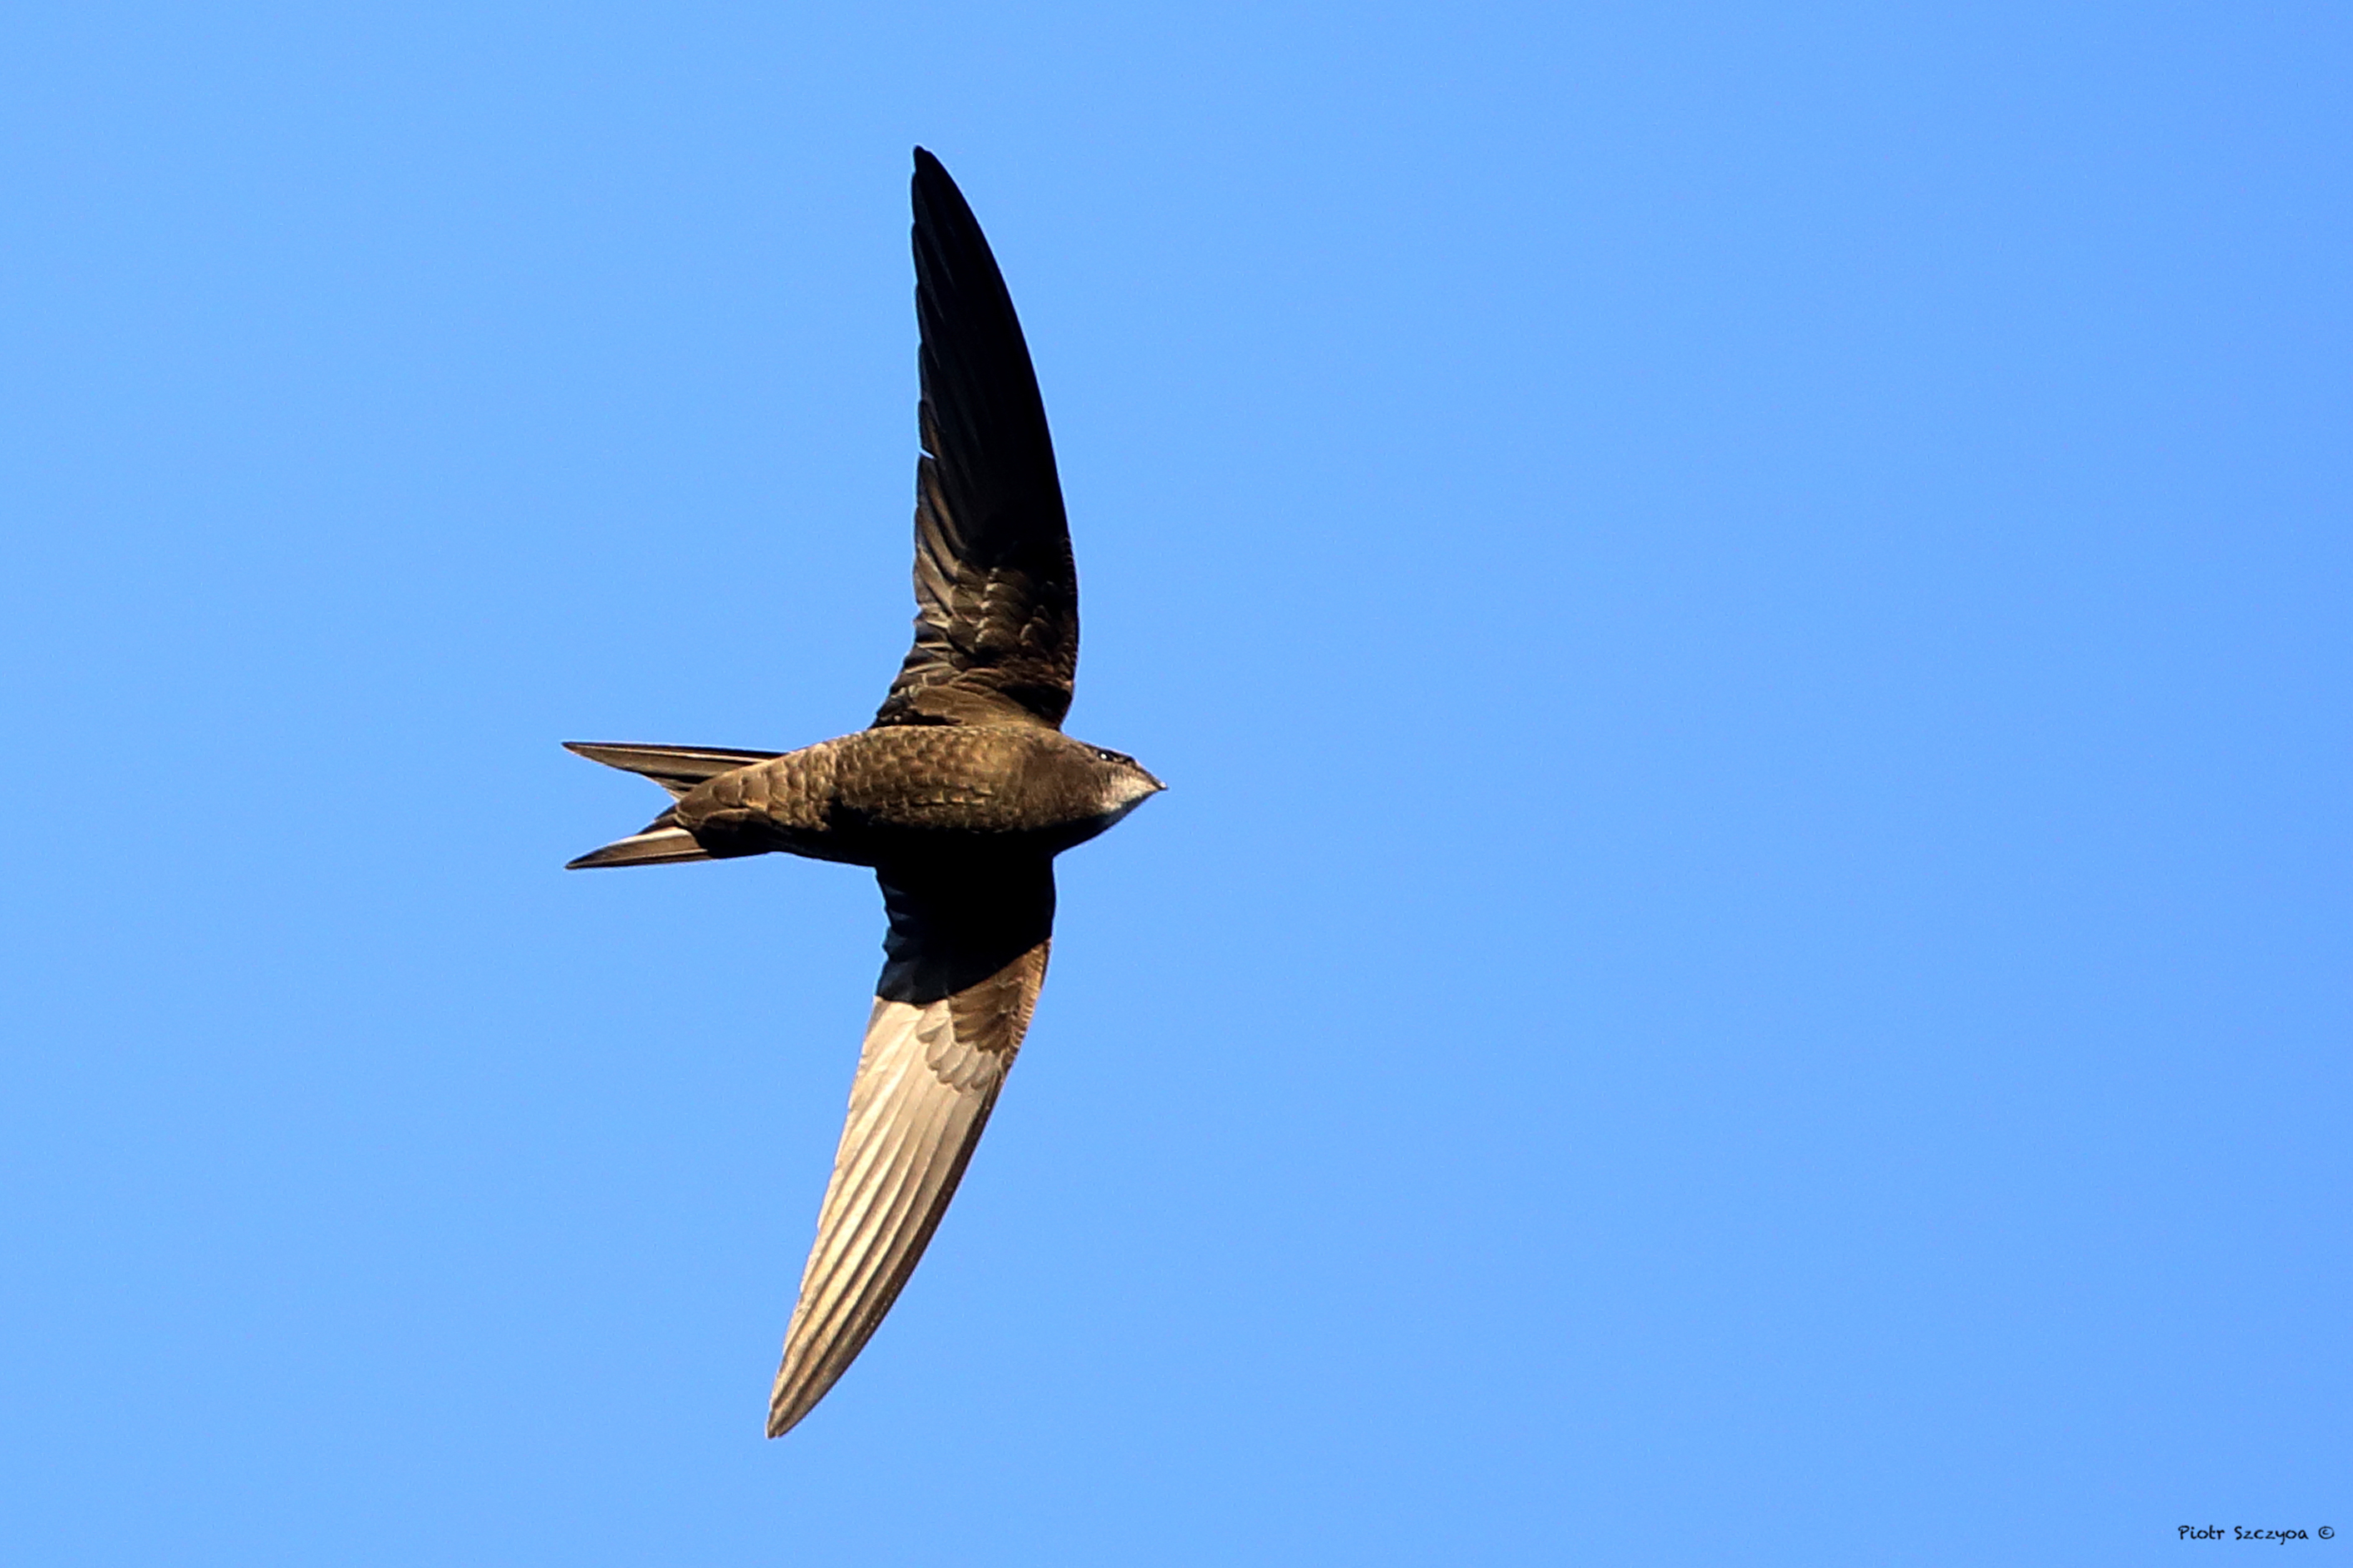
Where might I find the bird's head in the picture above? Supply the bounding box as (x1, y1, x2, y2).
(1079, 743, 1165, 824)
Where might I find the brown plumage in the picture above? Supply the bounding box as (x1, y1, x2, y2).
(563, 149, 1159, 1438)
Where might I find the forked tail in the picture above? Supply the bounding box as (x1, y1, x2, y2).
(561, 740, 782, 869)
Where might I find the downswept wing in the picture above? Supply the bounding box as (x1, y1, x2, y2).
(766, 857, 1057, 1436)
(873, 148, 1078, 732)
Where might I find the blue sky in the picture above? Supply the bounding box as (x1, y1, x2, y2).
(2, 3, 2346, 1563)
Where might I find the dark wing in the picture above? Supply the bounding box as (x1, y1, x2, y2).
(872, 148, 1078, 732)
(765, 857, 1056, 1436)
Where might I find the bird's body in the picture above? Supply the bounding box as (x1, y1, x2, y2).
(564, 149, 1159, 1438)
(669, 724, 1158, 866)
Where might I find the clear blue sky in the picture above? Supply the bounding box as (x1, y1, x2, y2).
(2, 3, 2345, 1563)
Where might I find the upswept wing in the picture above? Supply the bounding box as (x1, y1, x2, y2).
(766, 857, 1057, 1436)
(873, 147, 1078, 732)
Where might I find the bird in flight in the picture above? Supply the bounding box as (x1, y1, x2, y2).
(565, 148, 1162, 1438)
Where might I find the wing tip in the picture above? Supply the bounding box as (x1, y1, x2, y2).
(765, 1382, 816, 1439)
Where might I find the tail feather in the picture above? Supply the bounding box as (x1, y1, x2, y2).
(563, 741, 781, 799)
(564, 740, 780, 870)
(566, 811, 710, 869)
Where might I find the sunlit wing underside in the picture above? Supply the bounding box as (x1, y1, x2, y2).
(766, 942, 1049, 1436)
